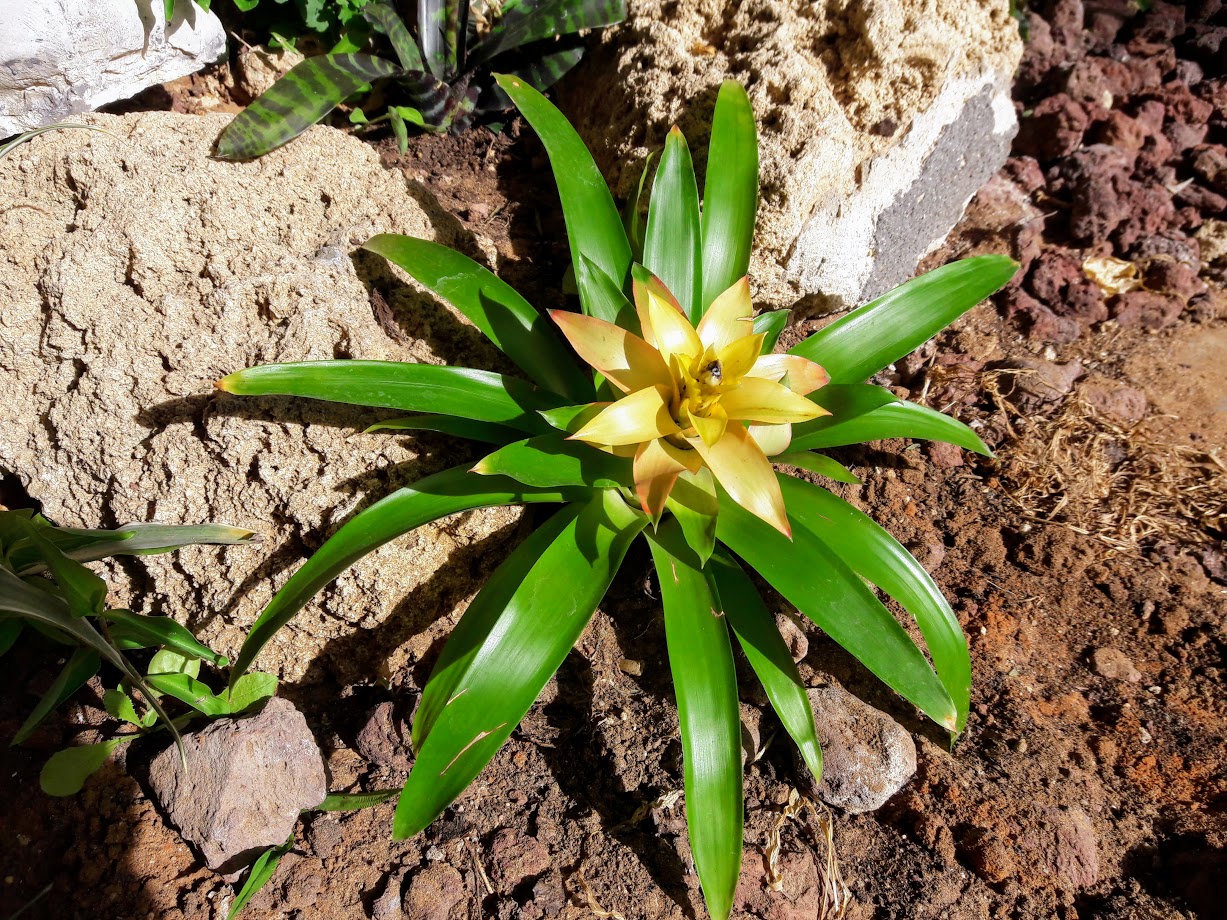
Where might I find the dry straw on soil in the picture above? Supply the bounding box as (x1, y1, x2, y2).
(979, 371, 1227, 553)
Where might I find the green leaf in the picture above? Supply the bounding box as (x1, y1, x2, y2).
(26, 527, 107, 617)
(753, 310, 789, 354)
(0, 568, 181, 752)
(715, 488, 958, 732)
(226, 673, 279, 714)
(665, 468, 717, 566)
(646, 521, 741, 920)
(708, 550, 822, 781)
(146, 673, 229, 717)
(218, 360, 564, 434)
(0, 619, 20, 656)
(789, 256, 1018, 384)
(315, 788, 400, 811)
(789, 399, 990, 456)
(776, 477, 971, 733)
(215, 54, 401, 160)
(226, 835, 295, 920)
(389, 105, 409, 152)
(102, 610, 229, 667)
(774, 451, 860, 484)
(13, 522, 257, 576)
(537, 403, 603, 434)
(165, 0, 176, 20)
(396, 492, 646, 838)
(148, 649, 200, 679)
(362, 234, 590, 401)
(644, 127, 702, 323)
(231, 465, 576, 682)
(363, 2, 426, 71)
(104, 688, 143, 727)
(496, 74, 632, 321)
(40, 738, 124, 796)
(471, 0, 627, 64)
(11, 648, 100, 745)
(365, 414, 524, 444)
(700, 81, 758, 312)
(575, 255, 637, 330)
(473, 437, 631, 489)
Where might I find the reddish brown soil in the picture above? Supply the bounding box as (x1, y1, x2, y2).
(2, 1, 1225, 918)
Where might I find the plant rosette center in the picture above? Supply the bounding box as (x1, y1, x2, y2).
(551, 274, 830, 535)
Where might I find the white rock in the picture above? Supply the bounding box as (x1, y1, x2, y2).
(0, 0, 226, 137)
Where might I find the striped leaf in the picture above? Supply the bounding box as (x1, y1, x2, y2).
(215, 54, 401, 160)
(471, 0, 628, 65)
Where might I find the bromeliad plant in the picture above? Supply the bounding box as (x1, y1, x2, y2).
(216, 77, 1017, 919)
(215, 0, 626, 159)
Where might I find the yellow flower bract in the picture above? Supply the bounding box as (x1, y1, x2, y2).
(551, 273, 830, 535)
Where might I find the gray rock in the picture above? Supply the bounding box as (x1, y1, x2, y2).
(0, 112, 521, 682)
(775, 612, 809, 663)
(147, 697, 326, 872)
(0, 1, 226, 136)
(403, 863, 466, 920)
(371, 870, 408, 920)
(355, 701, 414, 773)
(561, 0, 1022, 311)
(801, 685, 917, 813)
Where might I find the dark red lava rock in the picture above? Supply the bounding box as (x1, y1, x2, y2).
(1016, 95, 1091, 163)
(1143, 259, 1206, 302)
(1111, 290, 1185, 329)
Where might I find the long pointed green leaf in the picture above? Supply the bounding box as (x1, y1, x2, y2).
(364, 2, 426, 70)
(396, 492, 645, 838)
(216, 54, 401, 160)
(773, 451, 861, 484)
(145, 672, 230, 717)
(315, 788, 400, 811)
(665, 468, 717, 566)
(777, 476, 971, 733)
(700, 81, 758, 312)
(575, 255, 637, 329)
(362, 234, 590, 401)
(26, 528, 106, 617)
(789, 256, 1018, 383)
(231, 465, 575, 681)
(218, 361, 563, 434)
(708, 550, 822, 782)
(753, 309, 789, 354)
(473, 436, 631, 489)
(624, 150, 657, 263)
(365, 414, 523, 444)
(715, 490, 958, 731)
(102, 610, 229, 667)
(12, 522, 256, 576)
(226, 835, 295, 920)
(496, 75, 633, 320)
(11, 647, 100, 746)
(789, 399, 990, 456)
(644, 127, 702, 322)
(471, 0, 626, 64)
(647, 522, 741, 920)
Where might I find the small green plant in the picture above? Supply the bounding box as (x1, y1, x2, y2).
(215, 0, 626, 159)
(0, 510, 274, 794)
(216, 79, 1017, 918)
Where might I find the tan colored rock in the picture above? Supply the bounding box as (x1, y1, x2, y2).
(0, 111, 522, 681)
(561, 0, 1022, 311)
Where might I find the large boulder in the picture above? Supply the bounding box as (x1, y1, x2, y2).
(561, 0, 1022, 312)
(0, 112, 521, 681)
(0, 1, 226, 136)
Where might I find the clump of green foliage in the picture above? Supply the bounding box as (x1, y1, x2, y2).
(216, 77, 1017, 919)
(0, 510, 259, 770)
(215, 0, 626, 159)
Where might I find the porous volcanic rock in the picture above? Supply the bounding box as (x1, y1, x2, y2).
(560, 0, 1022, 312)
(0, 112, 523, 681)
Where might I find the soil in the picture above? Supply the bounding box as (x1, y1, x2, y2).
(1, 1, 1225, 919)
